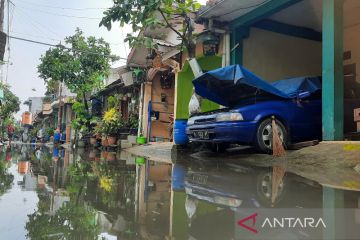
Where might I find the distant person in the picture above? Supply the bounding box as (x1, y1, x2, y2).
(7, 124, 14, 145)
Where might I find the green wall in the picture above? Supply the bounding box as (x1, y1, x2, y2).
(176, 55, 222, 119)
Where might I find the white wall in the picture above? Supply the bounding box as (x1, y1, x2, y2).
(243, 28, 322, 82)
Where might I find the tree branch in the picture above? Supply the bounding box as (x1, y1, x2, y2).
(157, 8, 186, 43)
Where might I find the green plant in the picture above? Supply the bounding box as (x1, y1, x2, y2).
(92, 120, 103, 136)
(46, 127, 54, 136)
(30, 127, 39, 138)
(0, 83, 20, 137)
(127, 114, 139, 129)
(102, 108, 123, 136)
(106, 95, 119, 109)
(71, 101, 95, 134)
(42, 96, 53, 103)
(100, 0, 201, 58)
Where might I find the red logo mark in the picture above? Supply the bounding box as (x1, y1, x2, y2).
(237, 213, 258, 233)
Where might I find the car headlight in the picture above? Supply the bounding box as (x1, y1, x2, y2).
(187, 118, 195, 125)
(216, 112, 243, 122)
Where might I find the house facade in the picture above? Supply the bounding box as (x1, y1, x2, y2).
(127, 35, 179, 142)
(197, 0, 360, 141)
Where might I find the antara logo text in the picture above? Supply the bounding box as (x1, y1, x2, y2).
(237, 213, 327, 233)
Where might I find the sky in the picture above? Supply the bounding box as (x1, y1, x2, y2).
(3, 0, 207, 119)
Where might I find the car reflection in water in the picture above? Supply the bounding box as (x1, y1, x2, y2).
(184, 161, 322, 209)
(181, 160, 359, 240)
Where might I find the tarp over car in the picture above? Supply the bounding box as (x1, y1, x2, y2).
(192, 64, 321, 107)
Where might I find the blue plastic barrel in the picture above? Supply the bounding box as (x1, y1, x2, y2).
(174, 120, 189, 145)
(54, 132, 61, 143)
(53, 147, 59, 158)
(172, 164, 186, 191)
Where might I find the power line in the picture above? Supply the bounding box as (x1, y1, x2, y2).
(9, 35, 128, 61)
(10, 30, 127, 48)
(14, 6, 63, 39)
(16, 5, 103, 20)
(14, 0, 108, 11)
(13, 9, 55, 41)
(10, 31, 61, 42)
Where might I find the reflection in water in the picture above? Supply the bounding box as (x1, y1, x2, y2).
(0, 144, 358, 239)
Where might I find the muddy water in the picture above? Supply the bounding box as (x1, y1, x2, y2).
(0, 144, 359, 239)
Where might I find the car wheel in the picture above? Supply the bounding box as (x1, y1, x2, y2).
(255, 118, 287, 153)
(256, 170, 286, 206)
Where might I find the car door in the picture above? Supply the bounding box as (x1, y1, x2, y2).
(288, 96, 322, 142)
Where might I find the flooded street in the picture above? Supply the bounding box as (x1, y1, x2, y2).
(0, 144, 359, 239)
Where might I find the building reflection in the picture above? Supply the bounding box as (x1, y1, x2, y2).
(135, 160, 172, 239)
(14, 146, 360, 240)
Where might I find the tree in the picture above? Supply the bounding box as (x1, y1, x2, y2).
(38, 28, 115, 114)
(0, 160, 13, 196)
(100, 0, 201, 58)
(38, 29, 116, 133)
(0, 83, 20, 136)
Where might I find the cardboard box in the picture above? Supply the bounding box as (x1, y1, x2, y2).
(355, 108, 360, 122)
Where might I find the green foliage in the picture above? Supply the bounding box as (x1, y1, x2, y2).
(106, 95, 120, 109)
(26, 202, 99, 240)
(46, 127, 54, 136)
(0, 83, 20, 123)
(0, 160, 13, 196)
(38, 28, 116, 111)
(127, 113, 139, 129)
(44, 79, 59, 95)
(42, 95, 53, 103)
(100, 0, 201, 56)
(30, 127, 40, 138)
(71, 101, 95, 133)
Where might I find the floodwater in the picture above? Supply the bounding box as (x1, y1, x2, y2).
(0, 144, 359, 240)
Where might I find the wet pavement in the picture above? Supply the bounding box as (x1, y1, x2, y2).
(0, 144, 359, 239)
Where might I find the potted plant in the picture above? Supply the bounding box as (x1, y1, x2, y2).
(101, 135, 109, 147)
(102, 108, 123, 145)
(90, 121, 102, 145)
(90, 136, 97, 145)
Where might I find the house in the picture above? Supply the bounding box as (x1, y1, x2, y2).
(94, 66, 140, 138)
(122, 8, 225, 143)
(195, 0, 360, 141)
(126, 27, 185, 142)
(23, 97, 43, 115)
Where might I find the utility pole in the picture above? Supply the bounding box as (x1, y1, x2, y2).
(0, 0, 6, 84)
(0, 0, 5, 31)
(57, 81, 63, 132)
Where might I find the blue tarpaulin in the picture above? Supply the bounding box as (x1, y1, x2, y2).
(192, 65, 321, 107)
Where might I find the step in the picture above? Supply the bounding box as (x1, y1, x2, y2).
(120, 140, 133, 149)
(127, 135, 137, 144)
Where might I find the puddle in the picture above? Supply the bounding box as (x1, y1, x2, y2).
(0, 144, 359, 239)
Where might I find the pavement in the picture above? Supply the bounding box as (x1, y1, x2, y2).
(125, 141, 360, 191)
(124, 142, 175, 164)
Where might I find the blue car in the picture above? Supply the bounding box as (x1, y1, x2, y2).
(186, 65, 322, 152)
